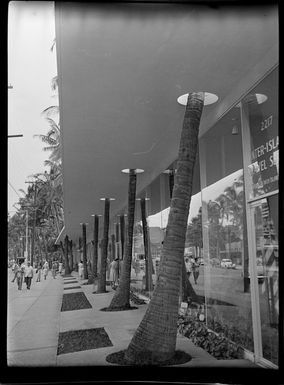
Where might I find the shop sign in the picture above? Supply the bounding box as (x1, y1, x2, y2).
(248, 112, 278, 198)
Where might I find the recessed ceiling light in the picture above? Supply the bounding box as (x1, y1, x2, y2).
(177, 92, 218, 106)
(235, 93, 267, 107)
(121, 168, 144, 174)
(100, 198, 115, 201)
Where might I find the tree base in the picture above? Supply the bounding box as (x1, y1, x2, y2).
(92, 290, 110, 294)
(100, 305, 138, 312)
(106, 349, 191, 366)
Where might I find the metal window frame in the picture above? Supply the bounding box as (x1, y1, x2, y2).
(240, 100, 279, 368)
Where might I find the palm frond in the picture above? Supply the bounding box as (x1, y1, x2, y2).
(43, 146, 57, 152)
(51, 76, 58, 91)
(46, 118, 60, 133)
(41, 106, 59, 119)
(34, 134, 58, 146)
(50, 38, 56, 52)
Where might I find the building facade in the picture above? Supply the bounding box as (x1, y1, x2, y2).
(55, 3, 278, 368)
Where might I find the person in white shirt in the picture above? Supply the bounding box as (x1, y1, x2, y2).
(78, 260, 84, 280)
(58, 262, 63, 275)
(24, 261, 34, 290)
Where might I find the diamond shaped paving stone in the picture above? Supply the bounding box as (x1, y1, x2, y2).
(57, 328, 113, 355)
(61, 292, 92, 311)
(63, 286, 81, 290)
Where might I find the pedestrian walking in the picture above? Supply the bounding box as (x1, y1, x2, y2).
(51, 261, 57, 279)
(78, 260, 84, 280)
(16, 263, 25, 290)
(43, 260, 48, 280)
(192, 258, 200, 284)
(11, 261, 19, 282)
(109, 258, 119, 288)
(58, 262, 63, 275)
(36, 262, 42, 282)
(24, 261, 34, 290)
(185, 257, 192, 280)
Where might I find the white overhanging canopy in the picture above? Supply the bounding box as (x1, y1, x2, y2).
(54, 3, 278, 244)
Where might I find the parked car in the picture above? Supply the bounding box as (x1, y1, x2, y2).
(220, 259, 236, 269)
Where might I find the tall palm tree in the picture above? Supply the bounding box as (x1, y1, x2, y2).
(116, 92, 205, 364)
(97, 199, 110, 293)
(82, 223, 88, 279)
(140, 198, 153, 291)
(107, 170, 137, 310)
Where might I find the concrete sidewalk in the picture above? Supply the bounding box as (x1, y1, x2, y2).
(7, 270, 63, 366)
(57, 271, 257, 367)
(6, 268, 258, 367)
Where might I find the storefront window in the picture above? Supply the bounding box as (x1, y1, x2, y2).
(241, 67, 279, 366)
(199, 104, 254, 354)
(243, 68, 279, 200)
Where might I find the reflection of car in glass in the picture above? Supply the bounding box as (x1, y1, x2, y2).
(220, 259, 236, 269)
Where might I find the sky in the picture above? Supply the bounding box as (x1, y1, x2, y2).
(8, 1, 57, 216)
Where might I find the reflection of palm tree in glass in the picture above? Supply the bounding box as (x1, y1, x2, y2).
(207, 175, 244, 260)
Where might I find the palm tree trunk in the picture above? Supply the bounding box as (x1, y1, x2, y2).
(169, 167, 198, 304)
(82, 223, 88, 279)
(64, 235, 71, 275)
(97, 199, 110, 293)
(123, 92, 204, 364)
(108, 170, 137, 309)
(93, 215, 99, 278)
(69, 239, 73, 271)
(111, 234, 116, 261)
(140, 198, 153, 291)
(31, 186, 38, 266)
(120, 214, 125, 260)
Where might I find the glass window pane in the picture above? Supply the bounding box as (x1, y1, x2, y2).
(244, 68, 279, 200)
(199, 105, 254, 355)
(251, 196, 278, 365)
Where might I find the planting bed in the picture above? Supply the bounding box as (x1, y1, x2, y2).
(63, 286, 81, 290)
(61, 292, 92, 311)
(57, 327, 113, 355)
(106, 349, 191, 366)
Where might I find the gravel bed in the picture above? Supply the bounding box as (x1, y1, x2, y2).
(57, 327, 113, 355)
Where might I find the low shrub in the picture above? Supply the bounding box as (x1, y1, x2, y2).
(177, 313, 244, 360)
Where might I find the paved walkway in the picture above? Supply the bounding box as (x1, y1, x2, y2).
(6, 268, 259, 367)
(7, 269, 63, 366)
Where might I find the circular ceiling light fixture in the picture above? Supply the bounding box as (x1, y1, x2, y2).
(121, 168, 144, 174)
(245, 93, 268, 105)
(177, 92, 218, 106)
(235, 93, 267, 107)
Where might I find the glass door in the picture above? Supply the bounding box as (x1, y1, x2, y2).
(240, 66, 278, 367)
(248, 195, 278, 366)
